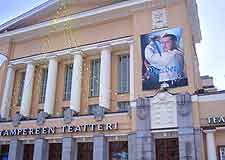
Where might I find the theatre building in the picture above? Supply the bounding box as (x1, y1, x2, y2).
(0, 0, 225, 159)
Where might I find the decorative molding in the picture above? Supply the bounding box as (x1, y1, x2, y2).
(12, 113, 23, 127)
(36, 111, 48, 126)
(152, 8, 168, 30)
(63, 108, 74, 124)
(93, 106, 107, 121)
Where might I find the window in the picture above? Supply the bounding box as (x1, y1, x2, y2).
(88, 104, 99, 115)
(17, 72, 25, 106)
(118, 55, 129, 93)
(64, 64, 73, 101)
(39, 68, 48, 104)
(219, 146, 225, 160)
(118, 101, 130, 112)
(90, 59, 100, 97)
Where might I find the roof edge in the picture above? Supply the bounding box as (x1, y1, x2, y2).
(0, 0, 58, 32)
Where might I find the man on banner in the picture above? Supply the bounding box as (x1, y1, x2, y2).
(144, 33, 186, 88)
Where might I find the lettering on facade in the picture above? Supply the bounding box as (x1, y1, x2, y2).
(62, 123, 118, 133)
(0, 122, 119, 137)
(208, 116, 225, 124)
(0, 127, 56, 136)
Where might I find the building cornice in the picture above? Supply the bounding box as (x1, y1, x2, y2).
(9, 36, 133, 65)
(0, 0, 151, 42)
(0, 0, 201, 44)
(192, 93, 225, 102)
(0, 0, 58, 32)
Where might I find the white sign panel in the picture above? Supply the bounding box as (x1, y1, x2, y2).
(150, 92, 178, 129)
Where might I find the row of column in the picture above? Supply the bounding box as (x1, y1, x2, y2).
(0, 53, 83, 118)
(7, 135, 130, 160)
(0, 42, 134, 118)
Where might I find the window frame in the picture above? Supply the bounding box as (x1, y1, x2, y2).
(89, 58, 100, 97)
(63, 63, 73, 101)
(39, 68, 48, 104)
(17, 71, 26, 106)
(117, 54, 130, 94)
(117, 101, 130, 112)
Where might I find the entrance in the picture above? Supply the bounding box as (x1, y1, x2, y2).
(0, 145, 9, 160)
(109, 141, 128, 160)
(156, 138, 179, 160)
(48, 143, 62, 160)
(77, 142, 93, 160)
(23, 144, 34, 160)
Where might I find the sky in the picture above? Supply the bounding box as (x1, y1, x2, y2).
(0, 0, 224, 90)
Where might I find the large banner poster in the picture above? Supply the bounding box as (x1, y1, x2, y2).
(141, 27, 188, 90)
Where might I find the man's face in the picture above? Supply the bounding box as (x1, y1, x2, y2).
(162, 36, 173, 52)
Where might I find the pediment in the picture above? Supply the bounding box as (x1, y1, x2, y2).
(0, 0, 114, 33)
(151, 91, 176, 105)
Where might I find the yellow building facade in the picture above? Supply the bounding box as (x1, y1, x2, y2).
(0, 0, 224, 160)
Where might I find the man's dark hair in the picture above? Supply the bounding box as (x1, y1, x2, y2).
(162, 33, 177, 42)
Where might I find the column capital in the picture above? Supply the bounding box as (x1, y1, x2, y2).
(47, 55, 58, 61)
(127, 39, 134, 44)
(204, 129, 216, 134)
(8, 64, 15, 69)
(24, 60, 35, 65)
(98, 44, 112, 51)
(70, 50, 84, 56)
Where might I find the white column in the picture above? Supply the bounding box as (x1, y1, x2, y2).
(44, 57, 58, 115)
(129, 41, 135, 103)
(0, 65, 15, 118)
(99, 46, 111, 109)
(205, 130, 217, 160)
(20, 62, 35, 117)
(70, 53, 83, 113)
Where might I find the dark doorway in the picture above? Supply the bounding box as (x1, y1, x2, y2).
(23, 144, 34, 160)
(0, 145, 9, 160)
(77, 142, 93, 160)
(109, 141, 128, 160)
(156, 138, 179, 160)
(49, 143, 62, 160)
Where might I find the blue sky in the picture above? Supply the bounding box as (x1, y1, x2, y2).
(0, 0, 224, 90)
